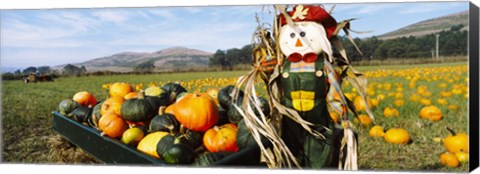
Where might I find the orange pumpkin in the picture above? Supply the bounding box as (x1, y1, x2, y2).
(354, 95, 372, 112)
(164, 103, 176, 115)
(124, 92, 138, 100)
(72, 91, 97, 107)
(444, 128, 469, 153)
(383, 107, 399, 117)
(419, 105, 443, 122)
(173, 93, 219, 132)
(109, 82, 133, 98)
(369, 125, 385, 138)
(101, 96, 125, 116)
(440, 152, 460, 168)
(99, 112, 128, 138)
(355, 114, 373, 126)
(203, 123, 239, 153)
(384, 128, 410, 144)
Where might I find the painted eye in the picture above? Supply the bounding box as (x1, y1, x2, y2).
(290, 33, 295, 38)
(300, 31, 306, 37)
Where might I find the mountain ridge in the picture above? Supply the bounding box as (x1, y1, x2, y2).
(376, 10, 468, 40)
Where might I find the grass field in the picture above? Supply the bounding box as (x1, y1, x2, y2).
(1, 61, 470, 172)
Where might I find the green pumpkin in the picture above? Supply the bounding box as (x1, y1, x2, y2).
(156, 134, 177, 156)
(70, 105, 93, 123)
(58, 99, 80, 116)
(148, 113, 180, 134)
(175, 92, 189, 102)
(218, 85, 244, 111)
(162, 144, 195, 164)
(121, 91, 157, 122)
(254, 96, 270, 117)
(193, 151, 233, 167)
(179, 130, 204, 150)
(215, 107, 230, 126)
(159, 82, 187, 106)
(227, 96, 244, 124)
(236, 119, 265, 149)
(227, 96, 270, 124)
(88, 101, 104, 128)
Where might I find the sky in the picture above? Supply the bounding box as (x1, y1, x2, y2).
(0, 1, 470, 70)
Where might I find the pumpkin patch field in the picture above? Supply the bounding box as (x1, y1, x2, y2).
(1, 61, 470, 172)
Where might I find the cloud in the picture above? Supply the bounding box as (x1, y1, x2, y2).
(92, 10, 131, 24)
(351, 4, 399, 15)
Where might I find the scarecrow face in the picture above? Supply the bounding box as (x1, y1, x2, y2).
(279, 21, 328, 57)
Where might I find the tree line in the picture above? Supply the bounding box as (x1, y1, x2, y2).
(209, 24, 468, 69)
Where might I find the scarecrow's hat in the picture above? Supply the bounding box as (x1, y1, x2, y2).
(279, 5, 337, 39)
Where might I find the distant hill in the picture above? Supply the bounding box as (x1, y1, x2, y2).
(55, 47, 213, 72)
(377, 10, 468, 40)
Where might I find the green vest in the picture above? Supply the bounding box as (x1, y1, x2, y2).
(278, 53, 342, 168)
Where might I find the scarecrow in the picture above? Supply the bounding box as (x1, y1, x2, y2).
(233, 4, 374, 170)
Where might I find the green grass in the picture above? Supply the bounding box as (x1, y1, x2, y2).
(1, 62, 470, 172)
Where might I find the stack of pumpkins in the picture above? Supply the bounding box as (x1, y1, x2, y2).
(58, 82, 269, 166)
(439, 128, 469, 168)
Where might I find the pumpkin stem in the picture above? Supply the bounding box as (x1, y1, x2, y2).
(179, 125, 186, 134)
(158, 106, 166, 115)
(194, 146, 205, 154)
(138, 90, 145, 99)
(446, 127, 457, 136)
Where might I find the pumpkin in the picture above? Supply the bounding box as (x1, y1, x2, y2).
(236, 119, 265, 149)
(70, 105, 93, 123)
(72, 91, 97, 107)
(419, 105, 443, 122)
(227, 97, 244, 124)
(145, 86, 163, 97)
(148, 113, 180, 134)
(121, 127, 145, 146)
(218, 85, 244, 110)
(215, 107, 230, 126)
(137, 131, 169, 158)
(369, 125, 385, 138)
(124, 92, 138, 100)
(440, 152, 460, 168)
(164, 103, 176, 115)
(121, 91, 158, 122)
(206, 88, 220, 106)
(159, 82, 187, 106)
(384, 128, 410, 144)
(58, 99, 80, 116)
(228, 96, 269, 124)
(156, 134, 181, 157)
(89, 101, 104, 128)
(353, 95, 372, 112)
(455, 152, 469, 163)
(174, 93, 219, 132)
(383, 107, 399, 117)
(193, 151, 233, 167)
(355, 114, 373, 126)
(98, 112, 128, 138)
(180, 130, 204, 150)
(101, 96, 125, 116)
(203, 123, 239, 153)
(161, 144, 195, 164)
(444, 127, 469, 153)
(109, 82, 133, 98)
